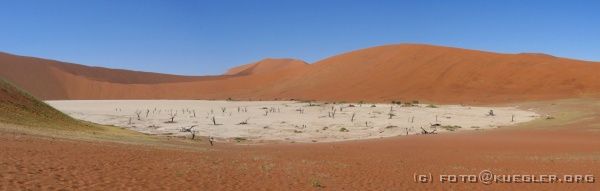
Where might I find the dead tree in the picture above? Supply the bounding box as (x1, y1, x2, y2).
(135, 110, 142, 120)
(388, 113, 395, 119)
(329, 108, 337, 118)
(221, 107, 226, 113)
(511, 114, 515, 122)
(145, 109, 150, 118)
(351, 113, 356, 122)
(209, 136, 215, 146)
(167, 111, 177, 123)
(420, 127, 437, 134)
(488, 110, 495, 116)
(211, 116, 217, 125)
(237, 118, 250, 125)
(180, 125, 198, 139)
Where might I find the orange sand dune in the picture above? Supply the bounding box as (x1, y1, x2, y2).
(286, 44, 600, 103)
(2, 44, 600, 103)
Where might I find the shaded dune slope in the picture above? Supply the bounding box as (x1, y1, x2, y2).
(1, 44, 600, 103)
(0, 52, 221, 99)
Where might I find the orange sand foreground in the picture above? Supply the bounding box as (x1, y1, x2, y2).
(2, 99, 600, 190)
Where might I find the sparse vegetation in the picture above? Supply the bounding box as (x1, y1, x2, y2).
(310, 178, 324, 188)
(440, 125, 462, 131)
(307, 101, 320, 107)
(234, 137, 247, 142)
(385, 125, 397, 129)
(339, 127, 349, 132)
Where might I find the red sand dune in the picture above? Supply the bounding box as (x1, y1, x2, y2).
(2, 44, 600, 103)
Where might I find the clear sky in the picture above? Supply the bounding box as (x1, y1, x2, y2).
(1, 0, 598, 75)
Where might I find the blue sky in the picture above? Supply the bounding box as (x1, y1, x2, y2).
(0, 0, 598, 75)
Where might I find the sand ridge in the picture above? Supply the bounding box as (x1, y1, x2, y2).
(224, 58, 308, 76)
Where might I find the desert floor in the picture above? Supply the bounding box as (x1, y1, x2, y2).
(1, 99, 600, 190)
(46, 100, 537, 142)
